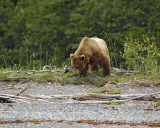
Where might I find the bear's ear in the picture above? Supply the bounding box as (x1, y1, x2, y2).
(80, 55, 85, 61)
(70, 54, 74, 58)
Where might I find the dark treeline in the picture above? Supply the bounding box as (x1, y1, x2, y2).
(0, 0, 160, 69)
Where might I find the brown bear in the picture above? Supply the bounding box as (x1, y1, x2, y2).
(70, 37, 111, 77)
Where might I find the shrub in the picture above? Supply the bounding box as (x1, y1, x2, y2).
(123, 33, 160, 71)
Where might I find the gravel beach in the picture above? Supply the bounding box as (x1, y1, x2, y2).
(0, 81, 160, 128)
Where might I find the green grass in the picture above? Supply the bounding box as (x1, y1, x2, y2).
(0, 69, 55, 83)
(70, 77, 90, 85)
(91, 78, 105, 87)
(108, 91, 121, 94)
(85, 90, 102, 93)
(0, 66, 159, 86)
(57, 72, 74, 77)
(107, 102, 125, 105)
(27, 72, 55, 82)
(157, 100, 160, 106)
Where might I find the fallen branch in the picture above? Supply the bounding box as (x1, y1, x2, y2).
(4, 70, 53, 74)
(16, 85, 29, 96)
(3, 69, 66, 75)
(0, 78, 28, 82)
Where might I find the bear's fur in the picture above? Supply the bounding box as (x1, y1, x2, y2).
(70, 37, 111, 77)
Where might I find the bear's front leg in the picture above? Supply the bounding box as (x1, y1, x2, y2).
(80, 65, 89, 77)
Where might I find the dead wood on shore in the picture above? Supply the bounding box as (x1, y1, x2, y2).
(0, 92, 159, 104)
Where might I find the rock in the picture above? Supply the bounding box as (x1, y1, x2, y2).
(43, 65, 52, 70)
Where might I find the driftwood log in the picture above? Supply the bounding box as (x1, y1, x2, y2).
(111, 68, 147, 76)
(0, 96, 13, 103)
(0, 92, 159, 104)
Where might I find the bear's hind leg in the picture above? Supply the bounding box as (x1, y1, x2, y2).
(91, 64, 99, 72)
(100, 55, 111, 76)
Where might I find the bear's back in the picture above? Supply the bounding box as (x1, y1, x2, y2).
(87, 37, 108, 54)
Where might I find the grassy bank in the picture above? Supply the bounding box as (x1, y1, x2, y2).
(0, 66, 159, 87)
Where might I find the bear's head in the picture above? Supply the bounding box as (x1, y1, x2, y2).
(70, 54, 87, 75)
